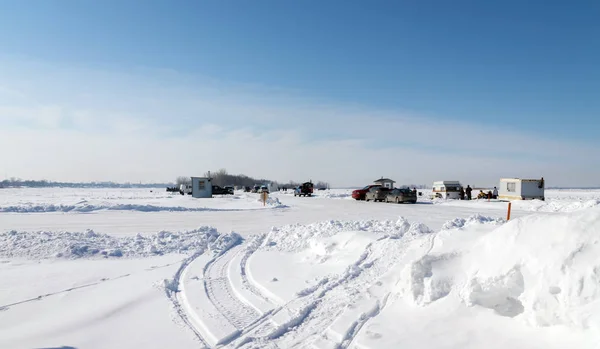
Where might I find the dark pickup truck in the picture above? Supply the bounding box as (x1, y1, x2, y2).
(212, 185, 234, 195)
(294, 182, 314, 197)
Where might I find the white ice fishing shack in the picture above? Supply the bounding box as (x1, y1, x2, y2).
(266, 182, 279, 193)
(498, 178, 545, 201)
(191, 176, 213, 198)
(431, 181, 463, 199)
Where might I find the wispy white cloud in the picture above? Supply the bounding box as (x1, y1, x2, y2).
(0, 58, 596, 187)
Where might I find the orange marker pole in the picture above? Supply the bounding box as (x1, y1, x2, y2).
(506, 202, 512, 221)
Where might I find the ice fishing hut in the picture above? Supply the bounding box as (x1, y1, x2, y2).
(498, 178, 545, 201)
(191, 176, 212, 198)
(431, 181, 463, 199)
(374, 177, 395, 189)
(266, 182, 279, 193)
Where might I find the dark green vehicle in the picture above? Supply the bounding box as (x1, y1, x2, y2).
(385, 188, 417, 204)
(294, 182, 314, 197)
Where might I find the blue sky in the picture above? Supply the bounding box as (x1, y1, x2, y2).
(0, 0, 598, 186)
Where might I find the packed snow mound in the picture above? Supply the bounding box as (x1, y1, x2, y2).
(264, 217, 433, 252)
(464, 207, 600, 328)
(256, 196, 288, 208)
(396, 207, 600, 331)
(0, 226, 220, 259)
(0, 203, 276, 213)
(442, 214, 506, 230)
(209, 231, 242, 255)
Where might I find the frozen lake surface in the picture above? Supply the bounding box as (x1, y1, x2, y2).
(1, 187, 599, 348)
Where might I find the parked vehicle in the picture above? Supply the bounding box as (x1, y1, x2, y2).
(179, 184, 192, 195)
(251, 185, 260, 193)
(212, 185, 233, 195)
(244, 186, 252, 192)
(352, 185, 381, 200)
(224, 185, 234, 194)
(365, 186, 390, 202)
(431, 181, 463, 199)
(386, 188, 417, 204)
(260, 185, 269, 193)
(294, 182, 314, 197)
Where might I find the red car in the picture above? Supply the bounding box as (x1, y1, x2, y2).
(352, 185, 381, 200)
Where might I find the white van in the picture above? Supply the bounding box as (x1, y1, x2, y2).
(431, 181, 463, 199)
(179, 183, 192, 195)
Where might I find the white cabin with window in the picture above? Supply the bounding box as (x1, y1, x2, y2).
(373, 177, 395, 189)
(431, 181, 463, 199)
(191, 176, 213, 198)
(498, 178, 545, 201)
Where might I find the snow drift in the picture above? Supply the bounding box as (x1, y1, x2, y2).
(264, 217, 433, 252)
(388, 206, 600, 348)
(463, 206, 600, 329)
(0, 203, 284, 213)
(0, 226, 221, 259)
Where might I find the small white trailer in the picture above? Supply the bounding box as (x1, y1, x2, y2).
(498, 178, 545, 201)
(431, 181, 463, 199)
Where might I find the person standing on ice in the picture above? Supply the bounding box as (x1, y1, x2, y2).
(465, 185, 472, 200)
(492, 186, 498, 199)
(459, 187, 465, 200)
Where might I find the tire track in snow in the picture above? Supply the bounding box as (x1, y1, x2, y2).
(228, 242, 376, 348)
(204, 244, 262, 331)
(318, 235, 437, 349)
(0, 273, 132, 310)
(239, 235, 276, 305)
(165, 250, 210, 348)
(341, 292, 391, 349)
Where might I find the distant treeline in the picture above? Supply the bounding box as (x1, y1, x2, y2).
(176, 169, 330, 189)
(0, 178, 171, 188)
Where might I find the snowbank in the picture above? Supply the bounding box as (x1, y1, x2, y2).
(263, 217, 433, 252)
(386, 207, 600, 349)
(0, 203, 283, 213)
(0, 226, 220, 259)
(463, 207, 600, 328)
(241, 209, 600, 348)
(441, 214, 506, 230)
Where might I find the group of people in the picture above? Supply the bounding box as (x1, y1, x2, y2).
(459, 185, 498, 200)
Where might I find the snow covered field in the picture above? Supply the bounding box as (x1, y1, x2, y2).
(1, 187, 600, 348)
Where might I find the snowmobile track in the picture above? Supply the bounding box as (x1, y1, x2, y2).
(166, 250, 210, 348)
(227, 242, 377, 348)
(239, 235, 275, 304)
(204, 244, 261, 330)
(341, 293, 391, 349)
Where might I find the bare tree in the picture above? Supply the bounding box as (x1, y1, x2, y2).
(175, 176, 191, 186)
